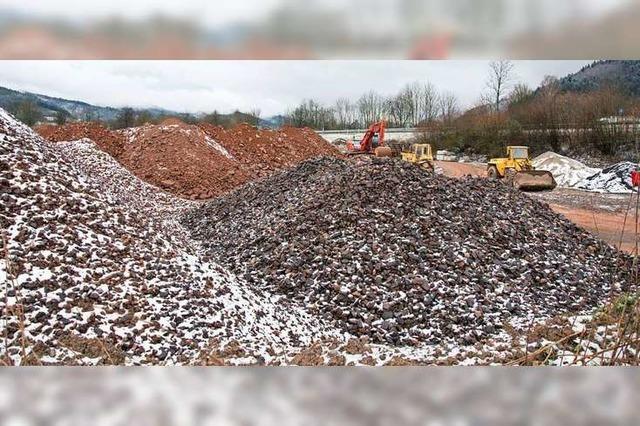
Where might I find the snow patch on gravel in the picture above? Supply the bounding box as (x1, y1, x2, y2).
(577, 162, 637, 194)
(533, 152, 601, 188)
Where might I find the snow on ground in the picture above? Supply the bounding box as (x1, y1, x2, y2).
(577, 161, 637, 194)
(1, 109, 342, 365)
(204, 135, 234, 159)
(5, 109, 631, 365)
(533, 151, 601, 188)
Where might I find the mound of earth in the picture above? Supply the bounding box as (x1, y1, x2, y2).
(199, 123, 341, 179)
(533, 152, 601, 188)
(118, 122, 250, 199)
(35, 122, 125, 158)
(577, 161, 636, 193)
(1, 108, 332, 365)
(37, 120, 340, 200)
(182, 156, 634, 347)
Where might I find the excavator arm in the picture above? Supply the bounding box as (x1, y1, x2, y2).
(359, 121, 386, 153)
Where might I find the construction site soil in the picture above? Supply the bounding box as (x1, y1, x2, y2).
(36, 120, 340, 200)
(182, 156, 634, 347)
(6, 110, 638, 365)
(199, 123, 341, 179)
(36, 122, 125, 158)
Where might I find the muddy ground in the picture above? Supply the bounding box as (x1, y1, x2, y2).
(435, 161, 639, 254)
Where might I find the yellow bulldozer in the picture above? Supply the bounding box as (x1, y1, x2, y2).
(487, 146, 556, 191)
(401, 143, 434, 171)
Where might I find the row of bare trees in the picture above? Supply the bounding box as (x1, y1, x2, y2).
(285, 82, 461, 129)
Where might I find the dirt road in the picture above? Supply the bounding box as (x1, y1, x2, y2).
(548, 203, 638, 253)
(435, 160, 639, 254)
(435, 161, 486, 178)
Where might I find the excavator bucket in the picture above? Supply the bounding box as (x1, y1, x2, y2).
(374, 146, 394, 158)
(513, 170, 557, 191)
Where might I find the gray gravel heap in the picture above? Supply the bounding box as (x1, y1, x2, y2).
(0, 109, 332, 365)
(182, 156, 634, 346)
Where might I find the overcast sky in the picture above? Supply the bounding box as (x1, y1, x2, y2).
(0, 61, 591, 116)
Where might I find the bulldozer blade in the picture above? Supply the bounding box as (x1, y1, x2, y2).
(513, 170, 557, 191)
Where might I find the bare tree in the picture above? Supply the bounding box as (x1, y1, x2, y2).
(249, 108, 261, 126)
(115, 107, 136, 129)
(386, 94, 412, 128)
(485, 60, 514, 112)
(419, 82, 439, 124)
(508, 83, 533, 106)
(334, 98, 353, 129)
(400, 83, 422, 126)
(438, 91, 459, 124)
(55, 110, 68, 125)
(10, 100, 42, 127)
(357, 91, 385, 126)
(286, 99, 335, 129)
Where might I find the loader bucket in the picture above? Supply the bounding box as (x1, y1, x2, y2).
(513, 170, 557, 191)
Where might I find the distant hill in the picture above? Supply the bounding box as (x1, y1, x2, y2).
(0, 86, 197, 123)
(0, 85, 282, 127)
(0, 86, 125, 121)
(558, 60, 640, 97)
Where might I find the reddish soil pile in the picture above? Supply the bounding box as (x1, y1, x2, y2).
(36, 122, 125, 158)
(37, 120, 340, 200)
(199, 123, 341, 178)
(118, 123, 250, 199)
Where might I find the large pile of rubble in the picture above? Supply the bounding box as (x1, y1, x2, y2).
(117, 122, 251, 199)
(1, 109, 335, 365)
(36, 122, 125, 158)
(199, 123, 341, 179)
(37, 120, 340, 200)
(577, 161, 636, 193)
(182, 156, 634, 347)
(532, 152, 601, 188)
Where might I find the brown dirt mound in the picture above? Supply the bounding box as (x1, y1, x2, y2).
(199, 123, 341, 178)
(118, 122, 250, 199)
(37, 120, 341, 200)
(36, 122, 125, 158)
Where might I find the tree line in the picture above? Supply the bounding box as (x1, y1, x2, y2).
(430, 63, 640, 159)
(7, 101, 263, 130)
(284, 83, 461, 130)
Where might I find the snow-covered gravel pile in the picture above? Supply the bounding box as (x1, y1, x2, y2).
(182, 156, 634, 348)
(577, 162, 637, 193)
(0, 109, 338, 365)
(50, 139, 198, 250)
(533, 152, 601, 188)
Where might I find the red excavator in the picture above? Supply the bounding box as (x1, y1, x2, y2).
(345, 121, 393, 157)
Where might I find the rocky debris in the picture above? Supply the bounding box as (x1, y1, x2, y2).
(577, 161, 637, 193)
(198, 123, 342, 179)
(182, 156, 634, 347)
(533, 152, 601, 188)
(48, 138, 199, 249)
(1, 108, 336, 365)
(117, 122, 251, 200)
(36, 122, 125, 158)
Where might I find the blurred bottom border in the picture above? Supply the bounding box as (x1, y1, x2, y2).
(1, 367, 638, 425)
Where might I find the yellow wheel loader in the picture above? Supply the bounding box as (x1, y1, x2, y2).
(487, 146, 556, 191)
(401, 143, 434, 171)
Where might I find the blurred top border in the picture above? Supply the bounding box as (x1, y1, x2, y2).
(0, 0, 638, 59)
